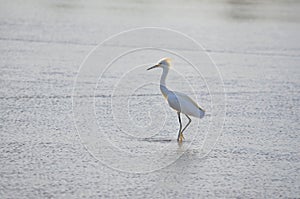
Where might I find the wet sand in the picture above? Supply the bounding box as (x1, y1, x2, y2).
(1, 0, 300, 198)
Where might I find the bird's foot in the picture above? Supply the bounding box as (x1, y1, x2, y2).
(178, 133, 185, 142)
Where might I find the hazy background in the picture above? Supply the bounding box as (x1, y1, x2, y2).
(1, 0, 299, 198)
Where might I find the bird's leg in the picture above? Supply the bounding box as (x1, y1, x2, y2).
(177, 112, 182, 142)
(180, 114, 192, 140)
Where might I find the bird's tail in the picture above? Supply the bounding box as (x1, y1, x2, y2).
(198, 107, 205, 118)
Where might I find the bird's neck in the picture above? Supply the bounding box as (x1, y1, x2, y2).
(160, 67, 170, 98)
(160, 67, 169, 86)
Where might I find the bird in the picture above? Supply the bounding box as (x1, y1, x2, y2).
(147, 58, 205, 142)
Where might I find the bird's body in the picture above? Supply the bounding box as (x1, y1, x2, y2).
(167, 90, 205, 118)
(147, 58, 205, 142)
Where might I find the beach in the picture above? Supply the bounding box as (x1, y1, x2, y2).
(0, 0, 299, 198)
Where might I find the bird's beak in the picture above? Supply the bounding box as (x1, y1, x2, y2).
(147, 64, 159, 70)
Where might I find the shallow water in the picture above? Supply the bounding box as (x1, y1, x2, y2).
(0, 0, 300, 198)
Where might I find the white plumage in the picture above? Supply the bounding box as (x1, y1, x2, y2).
(167, 91, 205, 118)
(147, 58, 205, 142)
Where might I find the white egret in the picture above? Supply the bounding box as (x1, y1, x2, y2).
(147, 58, 205, 142)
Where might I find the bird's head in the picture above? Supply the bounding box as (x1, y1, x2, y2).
(147, 58, 171, 70)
